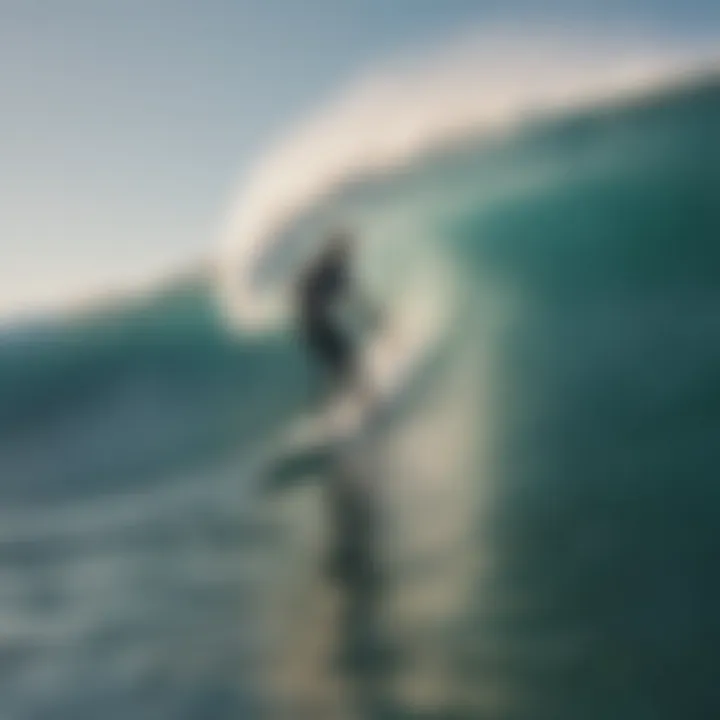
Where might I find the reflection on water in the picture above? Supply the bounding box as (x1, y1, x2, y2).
(263, 434, 395, 719)
(263, 303, 482, 719)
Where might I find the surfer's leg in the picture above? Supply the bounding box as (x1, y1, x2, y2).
(303, 324, 336, 406)
(306, 323, 373, 413)
(317, 327, 353, 395)
(328, 330, 372, 403)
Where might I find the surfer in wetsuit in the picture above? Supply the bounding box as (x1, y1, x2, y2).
(297, 229, 376, 403)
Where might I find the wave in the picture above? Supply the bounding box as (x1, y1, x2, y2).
(218, 27, 717, 331)
(1, 32, 720, 716)
(3, 67, 718, 507)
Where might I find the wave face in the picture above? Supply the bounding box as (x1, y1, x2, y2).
(1, 74, 719, 718)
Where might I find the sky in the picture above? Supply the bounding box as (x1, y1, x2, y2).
(1, 0, 718, 319)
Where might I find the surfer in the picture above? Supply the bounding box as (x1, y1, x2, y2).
(297, 229, 378, 405)
(294, 231, 385, 590)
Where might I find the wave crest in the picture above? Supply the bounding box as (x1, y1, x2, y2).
(218, 26, 716, 332)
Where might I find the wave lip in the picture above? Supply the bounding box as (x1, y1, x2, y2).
(218, 26, 717, 332)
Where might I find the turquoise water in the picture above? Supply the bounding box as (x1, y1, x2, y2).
(0, 76, 719, 718)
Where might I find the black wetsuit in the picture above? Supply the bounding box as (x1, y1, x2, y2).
(299, 251, 355, 383)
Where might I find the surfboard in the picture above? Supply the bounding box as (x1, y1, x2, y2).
(262, 298, 443, 493)
(283, 306, 418, 444)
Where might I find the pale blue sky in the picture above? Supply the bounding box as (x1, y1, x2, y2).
(1, 0, 718, 317)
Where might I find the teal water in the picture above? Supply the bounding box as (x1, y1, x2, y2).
(0, 76, 719, 718)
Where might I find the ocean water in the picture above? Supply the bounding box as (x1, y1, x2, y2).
(1, 74, 719, 719)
